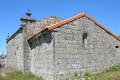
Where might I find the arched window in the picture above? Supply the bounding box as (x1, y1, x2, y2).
(82, 33, 88, 48)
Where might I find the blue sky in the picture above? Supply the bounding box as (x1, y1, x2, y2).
(0, 0, 120, 54)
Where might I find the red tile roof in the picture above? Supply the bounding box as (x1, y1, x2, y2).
(48, 13, 120, 41)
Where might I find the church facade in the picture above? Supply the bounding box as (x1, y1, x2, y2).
(6, 12, 120, 80)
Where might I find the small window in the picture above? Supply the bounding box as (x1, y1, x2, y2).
(115, 46, 119, 48)
(82, 33, 88, 48)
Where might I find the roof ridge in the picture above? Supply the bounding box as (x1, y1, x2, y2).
(47, 13, 86, 30)
(47, 13, 120, 41)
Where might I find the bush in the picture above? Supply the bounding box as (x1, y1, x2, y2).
(110, 65, 120, 71)
(84, 72, 93, 80)
(105, 65, 120, 72)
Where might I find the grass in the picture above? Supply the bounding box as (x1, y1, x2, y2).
(65, 65, 120, 80)
(1, 65, 120, 80)
(93, 71, 120, 80)
(84, 72, 93, 80)
(0, 70, 43, 80)
(84, 65, 120, 80)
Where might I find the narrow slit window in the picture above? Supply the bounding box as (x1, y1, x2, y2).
(82, 33, 88, 48)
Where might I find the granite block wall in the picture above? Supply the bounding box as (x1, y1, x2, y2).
(52, 16, 120, 80)
(0, 55, 6, 68)
(6, 15, 120, 80)
(6, 29, 25, 71)
(29, 31, 54, 80)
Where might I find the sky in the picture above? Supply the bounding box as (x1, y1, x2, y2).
(0, 0, 120, 54)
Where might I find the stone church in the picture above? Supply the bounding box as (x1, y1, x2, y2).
(6, 11, 120, 80)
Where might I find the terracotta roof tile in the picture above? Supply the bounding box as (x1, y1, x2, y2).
(48, 13, 120, 41)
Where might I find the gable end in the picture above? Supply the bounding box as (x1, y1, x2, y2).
(48, 13, 120, 41)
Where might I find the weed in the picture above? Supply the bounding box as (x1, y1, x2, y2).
(84, 72, 93, 80)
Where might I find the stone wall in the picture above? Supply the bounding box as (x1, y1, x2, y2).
(6, 15, 120, 80)
(26, 16, 61, 39)
(6, 29, 25, 71)
(29, 31, 54, 80)
(0, 55, 6, 68)
(52, 16, 120, 80)
(6, 16, 61, 73)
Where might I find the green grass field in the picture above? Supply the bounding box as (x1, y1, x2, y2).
(84, 65, 120, 80)
(0, 70, 43, 80)
(84, 71, 120, 80)
(93, 71, 120, 80)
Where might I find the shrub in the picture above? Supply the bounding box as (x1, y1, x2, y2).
(106, 65, 120, 72)
(110, 65, 120, 71)
(84, 72, 93, 80)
